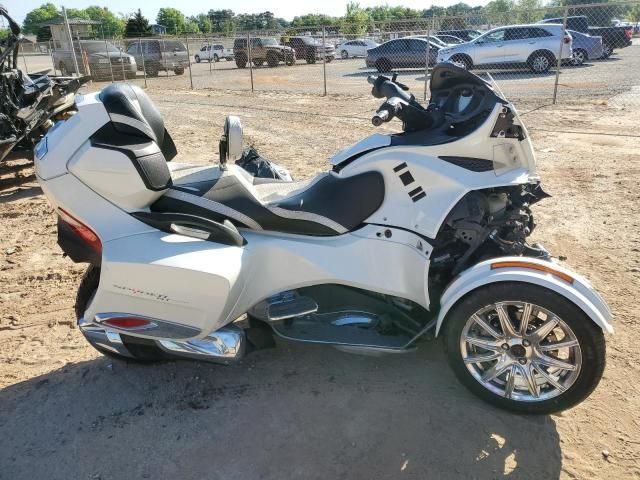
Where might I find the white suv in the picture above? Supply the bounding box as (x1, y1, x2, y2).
(194, 44, 233, 63)
(437, 24, 573, 73)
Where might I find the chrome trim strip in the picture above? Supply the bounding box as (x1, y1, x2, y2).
(158, 324, 245, 364)
(94, 312, 201, 339)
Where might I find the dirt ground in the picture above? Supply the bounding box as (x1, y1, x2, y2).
(1, 89, 639, 480)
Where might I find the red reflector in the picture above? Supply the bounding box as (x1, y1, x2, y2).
(625, 29, 632, 39)
(563, 36, 571, 44)
(102, 317, 154, 329)
(58, 208, 102, 253)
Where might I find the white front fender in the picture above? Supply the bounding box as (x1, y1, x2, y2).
(435, 256, 613, 336)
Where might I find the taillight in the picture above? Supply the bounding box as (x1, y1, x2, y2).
(563, 35, 571, 44)
(625, 29, 632, 40)
(57, 208, 102, 253)
(101, 316, 156, 330)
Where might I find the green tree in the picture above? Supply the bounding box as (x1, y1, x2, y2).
(290, 14, 337, 28)
(0, 27, 9, 40)
(124, 9, 151, 38)
(208, 9, 235, 32)
(157, 7, 185, 35)
(192, 13, 212, 33)
(341, 2, 373, 35)
(85, 6, 125, 37)
(22, 3, 58, 34)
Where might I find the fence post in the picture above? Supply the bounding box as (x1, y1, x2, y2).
(118, 38, 126, 82)
(185, 34, 194, 90)
(102, 26, 115, 83)
(139, 37, 147, 88)
(208, 39, 213, 75)
(247, 32, 254, 93)
(62, 6, 80, 76)
(322, 26, 327, 96)
(423, 19, 432, 101)
(49, 39, 56, 75)
(552, 6, 569, 105)
(20, 42, 28, 72)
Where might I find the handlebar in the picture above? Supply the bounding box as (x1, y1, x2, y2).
(367, 74, 412, 103)
(371, 109, 390, 127)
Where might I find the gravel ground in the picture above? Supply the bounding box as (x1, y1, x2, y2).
(0, 88, 639, 479)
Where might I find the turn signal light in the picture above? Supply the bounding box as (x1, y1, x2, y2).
(58, 208, 102, 253)
(490, 261, 574, 284)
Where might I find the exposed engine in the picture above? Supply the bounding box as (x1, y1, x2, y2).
(429, 183, 550, 298)
(0, 5, 88, 162)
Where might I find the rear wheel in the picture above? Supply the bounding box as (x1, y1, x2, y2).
(528, 51, 554, 73)
(235, 54, 247, 68)
(194, 55, 201, 63)
(174, 66, 184, 75)
(444, 282, 606, 414)
(601, 44, 613, 58)
(75, 266, 165, 363)
(341, 50, 348, 59)
(145, 63, 160, 77)
(305, 50, 316, 64)
(572, 48, 587, 66)
(267, 52, 279, 67)
(213, 54, 219, 62)
(375, 58, 392, 72)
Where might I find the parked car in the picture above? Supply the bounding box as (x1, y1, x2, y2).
(365, 38, 438, 72)
(539, 16, 632, 58)
(284, 36, 335, 64)
(566, 30, 603, 65)
(52, 40, 136, 81)
(436, 29, 483, 42)
(410, 35, 451, 48)
(434, 34, 465, 45)
(336, 39, 379, 58)
(233, 37, 295, 68)
(194, 43, 233, 63)
(437, 24, 573, 73)
(126, 39, 189, 77)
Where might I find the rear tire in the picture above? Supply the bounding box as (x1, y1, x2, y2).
(572, 48, 587, 66)
(75, 266, 165, 363)
(341, 50, 348, 59)
(443, 282, 606, 414)
(235, 54, 247, 69)
(174, 67, 184, 75)
(194, 55, 201, 63)
(267, 53, 279, 67)
(145, 63, 160, 77)
(375, 58, 392, 72)
(528, 51, 554, 73)
(213, 54, 219, 62)
(601, 44, 613, 58)
(305, 50, 316, 64)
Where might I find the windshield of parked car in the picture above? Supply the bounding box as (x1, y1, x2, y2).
(262, 38, 278, 46)
(164, 41, 187, 52)
(79, 41, 119, 53)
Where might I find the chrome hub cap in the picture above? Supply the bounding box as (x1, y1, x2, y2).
(533, 56, 549, 72)
(460, 301, 582, 402)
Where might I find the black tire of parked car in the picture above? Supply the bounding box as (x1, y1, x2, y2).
(443, 282, 606, 415)
(75, 266, 166, 363)
(235, 54, 248, 68)
(375, 58, 392, 72)
(601, 44, 613, 58)
(267, 52, 279, 67)
(527, 50, 555, 74)
(194, 55, 201, 63)
(213, 54, 219, 62)
(174, 67, 184, 75)
(341, 50, 348, 59)
(572, 48, 587, 66)
(450, 54, 473, 71)
(254, 59, 264, 67)
(145, 63, 160, 77)
(286, 55, 296, 66)
(305, 51, 317, 64)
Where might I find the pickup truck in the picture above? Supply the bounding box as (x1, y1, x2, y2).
(194, 44, 234, 63)
(540, 16, 633, 58)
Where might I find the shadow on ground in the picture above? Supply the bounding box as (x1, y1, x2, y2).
(0, 340, 562, 480)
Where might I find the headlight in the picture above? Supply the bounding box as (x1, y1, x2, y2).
(97, 58, 109, 64)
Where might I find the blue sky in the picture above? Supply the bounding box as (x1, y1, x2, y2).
(7, 0, 487, 26)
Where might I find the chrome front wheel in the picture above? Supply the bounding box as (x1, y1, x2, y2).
(444, 282, 606, 414)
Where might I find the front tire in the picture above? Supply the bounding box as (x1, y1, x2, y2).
(341, 50, 348, 59)
(601, 44, 613, 58)
(572, 48, 587, 66)
(213, 54, 219, 62)
(194, 55, 201, 63)
(450, 54, 472, 71)
(528, 51, 554, 73)
(444, 282, 605, 414)
(235, 54, 247, 69)
(375, 58, 392, 72)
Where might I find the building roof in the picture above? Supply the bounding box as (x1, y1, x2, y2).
(41, 17, 102, 27)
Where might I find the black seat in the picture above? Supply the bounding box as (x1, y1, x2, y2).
(152, 167, 385, 236)
(99, 83, 177, 162)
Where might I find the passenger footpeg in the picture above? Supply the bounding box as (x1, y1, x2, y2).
(267, 295, 318, 321)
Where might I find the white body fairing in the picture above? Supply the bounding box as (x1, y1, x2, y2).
(435, 257, 614, 337)
(34, 73, 612, 346)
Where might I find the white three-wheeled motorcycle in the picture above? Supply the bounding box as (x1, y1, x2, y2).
(34, 64, 611, 413)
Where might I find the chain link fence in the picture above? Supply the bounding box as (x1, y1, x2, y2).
(16, 1, 640, 108)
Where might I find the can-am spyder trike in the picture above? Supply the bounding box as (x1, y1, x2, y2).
(34, 64, 611, 414)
